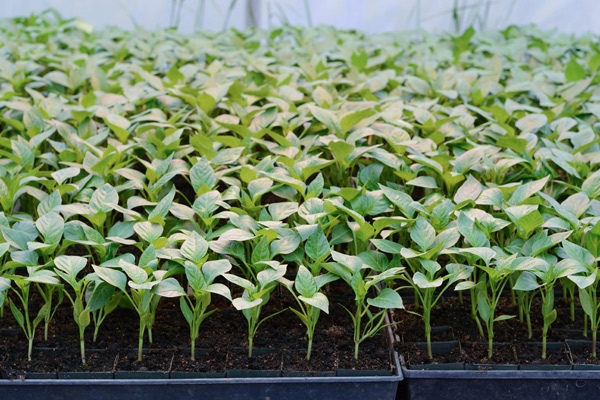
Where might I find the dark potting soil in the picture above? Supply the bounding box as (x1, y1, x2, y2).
(567, 341, 600, 365)
(1, 346, 116, 379)
(337, 336, 391, 371)
(2, 347, 60, 378)
(394, 293, 592, 368)
(116, 349, 174, 372)
(396, 342, 462, 366)
(282, 345, 337, 373)
(514, 342, 570, 365)
(226, 348, 282, 371)
(460, 342, 517, 365)
(0, 281, 393, 376)
(171, 348, 227, 373)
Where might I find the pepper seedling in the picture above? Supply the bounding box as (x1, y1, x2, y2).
(279, 265, 338, 360)
(325, 250, 404, 359)
(53, 255, 92, 364)
(6, 267, 60, 361)
(156, 260, 233, 361)
(225, 263, 287, 358)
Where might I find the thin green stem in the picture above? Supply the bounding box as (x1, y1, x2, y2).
(80, 336, 86, 365)
(354, 300, 362, 360)
(138, 323, 145, 362)
(593, 329, 597, 359)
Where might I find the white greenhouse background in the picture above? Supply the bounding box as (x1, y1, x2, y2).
(1, 0, 598, 34)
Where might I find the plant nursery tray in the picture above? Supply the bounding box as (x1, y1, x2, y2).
(399, 354, 600, 400)
(0, 316, 403, 400)
(0, 352, 402, 400)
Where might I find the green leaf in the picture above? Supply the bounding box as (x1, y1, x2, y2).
(9, 299, 25, 329)
(586, 220, 600, 258)
(184, 261, 206, 292)
(351, 50, 368, 69)
(78, 309, 91, 329)
(139, 245, 156, 269)
(198, 92, 216, 113)
(298, 198, 327, 224)
(271, 232, 301, 256)
(568, 269, 597, 290)
(562, 240, 595, 266)
(119, 260, 148, 285)
(306, 173, 324, 197)
(513, 271, 540, 291)
(90, 184, 118, 213)
(508, 176, 549, 205)
(295, 265, 318, 298)
(454, 175, 482, 204)
(190, 157, 217, 193)
(220, 228, 254, 242)
(579, 288, 594, 318)
(181, 231, 208, 264)
(406, 176, 438, 189)
(341, 108, 375, 135)
(87, 283, 115, 312)
(370, 239, 403, 254)
(299, 292, 329, 313)
(54, 255, 87, 278)
(305, 225, 330, 262)
(156, 278, 186, 297)
(515, 114, 547, 133)
(308, 105, 340, 135)
(248, 178, 273, 201)
(493, 314, 515, 323)
(413, 272, 443, 289)
(104, 114, 130, 143)
(192, 190, 221, 219)
(268, 202, 298, 221)
(93, 266, 127, 291)
(36, 212, 64, 245)
(223, 274, 255, 291)
(454, 148, 484, 174)
(379, 184, 414, 218)
(331, 250, 363, 274)
(367, 288, 404, 309)
(497, 136, 527, 153)
(477, 291, 491, 322)
(232, 297, 262, 310)
(251, 236, 271, 264)
(565, 58, 586, 82)
(180, 297, 193, 325)
(410, 218, 435, 252)
(37, 190, 62, 216)
(203, 260, 232, 284)
(2, 226, 33, 250)
(51, 167, 80, 186)
(134, 221, 163, 243)
(149, 186, 176, 221)
(461, 247, 497, 266)
(329, 141, 354, 166)
(206, 283, 232, 300)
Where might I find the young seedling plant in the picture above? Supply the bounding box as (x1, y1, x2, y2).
(326, 250, 404, 359)
(279, 265, 338, 360)
(52, 255, 92, 364)
(225, 263, 288, 358)
(157, 259, 233, 361)
(403, 260, 473, 359)
(513, 254, 579, 358)
(93, 251, 168, 361)
(6, 267, 60, 361)
(561, 239, 600, 357)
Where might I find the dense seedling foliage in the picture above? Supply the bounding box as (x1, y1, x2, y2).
(1, 11, 600, 366)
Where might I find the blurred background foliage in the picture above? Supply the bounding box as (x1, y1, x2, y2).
(1, 0, 598, 35)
